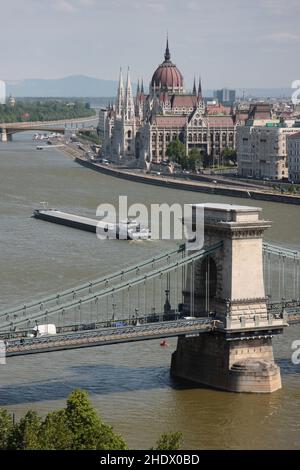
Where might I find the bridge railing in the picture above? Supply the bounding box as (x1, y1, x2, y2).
(263, 242, 300, 303)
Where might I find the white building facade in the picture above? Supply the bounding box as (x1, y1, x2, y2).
(237, 119, 300, 180)
(287, 132, 300, 183)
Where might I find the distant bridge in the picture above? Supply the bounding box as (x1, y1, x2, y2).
(0, 116, 97, 141)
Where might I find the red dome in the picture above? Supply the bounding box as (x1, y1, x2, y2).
(151, 40, 183, 90)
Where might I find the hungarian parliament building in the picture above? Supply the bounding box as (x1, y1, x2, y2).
(101, 40, 244, 166)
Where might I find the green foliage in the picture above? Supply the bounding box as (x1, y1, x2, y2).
(64, 389, 127, 450)
(0, 390, 182, 450)
(166, 139, 187, 167)
(78, 130, 100, 144)
(39, 410, 73, 450)
(283, 183, 300, 193)
(154, 432, 183, 450)
(188, 148, 203, 171)
(166, 139, 204, 171)
(0, 409, 14, 450)
(8, 410, 42, 450)
(0, 100, 95, 123)
(221, 147, 237, 164)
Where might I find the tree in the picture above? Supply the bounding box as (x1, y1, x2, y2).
(222, 147, 237, 165)
(166, 139, 187, 168)
(8, 410, 42, 450)
(154, 432, 183, 450)
(188, 148, 203, 171)
(64, 389, 128, 450)
(39, 410, 73, 450)
(0, 409, 14, 450)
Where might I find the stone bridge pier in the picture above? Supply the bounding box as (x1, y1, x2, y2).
(0, 127, 7, 142)
(171, 203, 286, 393)
(0, 128, 13, 142)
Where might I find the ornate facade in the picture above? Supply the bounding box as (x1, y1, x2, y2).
(103, 40, 236, 166)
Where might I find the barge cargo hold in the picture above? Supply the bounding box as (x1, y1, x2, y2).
(33, 209, 150, 240)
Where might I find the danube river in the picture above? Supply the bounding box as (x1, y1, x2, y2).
(0, 133, 299, 449)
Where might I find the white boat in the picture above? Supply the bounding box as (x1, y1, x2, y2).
(128, 227, 152, 240)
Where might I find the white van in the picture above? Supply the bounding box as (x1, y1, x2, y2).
(27, 324, 57, 337)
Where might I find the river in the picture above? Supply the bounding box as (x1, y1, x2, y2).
(0, 132, 299, 449)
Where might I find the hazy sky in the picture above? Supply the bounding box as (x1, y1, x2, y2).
(1, 0, 299, 88)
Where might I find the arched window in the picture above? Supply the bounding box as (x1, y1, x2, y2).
(188, 133, 192, 142)
(159, 133, 163, 142)
(127, 130, 132, 138)
(193, 133, 197, 142)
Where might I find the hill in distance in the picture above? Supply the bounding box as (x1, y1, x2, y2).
(5, 75, 292, 99)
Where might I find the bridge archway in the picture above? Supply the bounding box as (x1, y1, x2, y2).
(197, 256, 218, 307)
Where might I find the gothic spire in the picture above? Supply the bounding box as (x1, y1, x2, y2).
(198, 76, 203, 99)
(124, 67, 134, 120)
(141, 78, 144, 94)
(193, 77, 197, 95)
(164, 36, 171, 61)
(116, 67, 124, 116)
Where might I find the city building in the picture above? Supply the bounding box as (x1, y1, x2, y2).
(237, 105, 300, 179)
(287, 132, 300, 183)
(103, 40, 236, 167)
(213, 88, 236, 106)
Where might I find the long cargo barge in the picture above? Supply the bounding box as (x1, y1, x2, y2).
(33, 209, 150, 240)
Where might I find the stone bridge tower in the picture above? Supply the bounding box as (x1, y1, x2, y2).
(171, 203, 286, 393)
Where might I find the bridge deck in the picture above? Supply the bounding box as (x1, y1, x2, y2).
(5, 319, 214, 357)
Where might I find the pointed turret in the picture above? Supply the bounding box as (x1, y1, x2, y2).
(164, 36, 171, 61)
(124, 67, 135, 121)
(116, 68, 125, 117)
(135, 79, 140, 107)
(198, 76, 203, 99)
(193, 77, 197, 95)
(141, 79, 144, 94)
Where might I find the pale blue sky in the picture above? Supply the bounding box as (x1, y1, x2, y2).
(1, 0, 299, 88)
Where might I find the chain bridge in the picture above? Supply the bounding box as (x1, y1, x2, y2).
(1, 203, 300, 393)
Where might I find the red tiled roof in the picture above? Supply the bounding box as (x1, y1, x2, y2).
(152, 115, 187, 127)
(171, 95, 198, 109)
(207, 104, 231, 115)
(253, 113, 272, 119)
(287, 131, 300, 139)
(207, 116, 234, 127)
